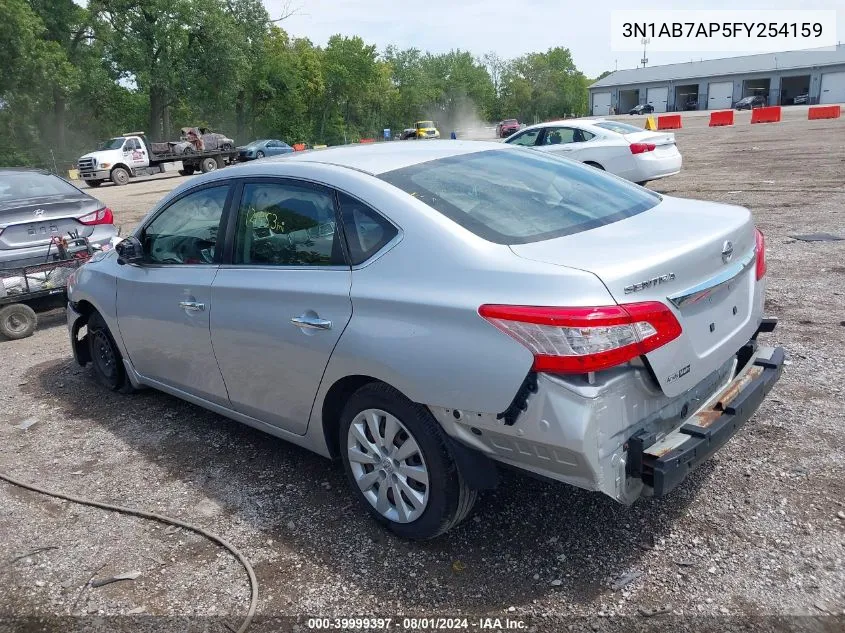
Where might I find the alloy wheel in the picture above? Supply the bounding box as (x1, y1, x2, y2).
(347, 408, 430, 523)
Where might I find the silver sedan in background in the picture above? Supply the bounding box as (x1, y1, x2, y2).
(66, 142, 783, 538)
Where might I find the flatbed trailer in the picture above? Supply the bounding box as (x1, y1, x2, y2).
(77, 132, 239, 187)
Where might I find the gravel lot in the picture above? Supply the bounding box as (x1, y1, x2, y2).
(1, 111, 844, 633)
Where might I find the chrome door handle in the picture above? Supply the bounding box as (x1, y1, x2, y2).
(179, 301, 205, 312)
(290, 315, 332, 330)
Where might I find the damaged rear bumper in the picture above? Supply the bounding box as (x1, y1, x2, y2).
(629, 343, 784, 496)
(431, 319, 784, 503)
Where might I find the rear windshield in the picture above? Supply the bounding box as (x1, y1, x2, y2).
(594, 121, 643, 135)
(380, 149, 660, 245)
(0, 171, 80, 205)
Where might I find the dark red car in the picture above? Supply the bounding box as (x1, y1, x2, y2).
(498, 119, 520, 138)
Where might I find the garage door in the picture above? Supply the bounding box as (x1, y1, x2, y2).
(646, 87, 668, 113)
(592, 92, 611, 116)
(708, 81, 733, 110)
(819, 71, 845, 105)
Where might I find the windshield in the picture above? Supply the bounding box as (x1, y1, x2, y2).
(594, 121, 644, 135)
(246, 140, 268, 148)
(0, 171, 80, 205)
(738, 97, 754, 104)
(101, 137, 126, 150)
(380, 149, 660, 245)
(503, 119, 518, 125)
(416, 121, 435, 129)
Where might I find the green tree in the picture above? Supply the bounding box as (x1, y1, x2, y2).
(0, 0, 76, 165)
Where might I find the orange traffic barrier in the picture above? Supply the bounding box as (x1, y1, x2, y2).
(657, 114, 682, 130)
(808, 105, 841, 120)
(708, 110, 734, 126)
(358, 138, 375, 144)
(292, 143, 306, 151)
(750, 106, 781, 124)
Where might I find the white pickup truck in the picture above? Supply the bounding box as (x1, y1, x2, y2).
(77, 131, 238, 187)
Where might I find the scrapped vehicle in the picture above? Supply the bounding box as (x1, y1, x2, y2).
(77, 132, 238, 187)
(628, 103, 654, 115)
(504, 118, 682, 184)
(180, 127, 235, 152)
(735, 95, 768, 110)
(238, 139, 294, 161)
(414, 121, 440, 139)
(400, 128, 417, 140)
(67, 142, 783, 539)
(497, 119, 521, 137)
(792, 93, 809, 105)
(0, 169, 117, 270)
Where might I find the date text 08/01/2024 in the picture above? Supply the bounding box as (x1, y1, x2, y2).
(306, 617, 528, 630)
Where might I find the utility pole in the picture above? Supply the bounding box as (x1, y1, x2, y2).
(641, 38, 650, 68)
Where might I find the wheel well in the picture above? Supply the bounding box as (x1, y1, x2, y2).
(74, 299, 96, 320)
(111, 164, 131, 174)
(321, 375, 382, 459)
(584, 161, 604, 170)
(70, 300, 97, 365)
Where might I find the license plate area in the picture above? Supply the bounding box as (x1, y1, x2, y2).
(27, 222, 60, 237)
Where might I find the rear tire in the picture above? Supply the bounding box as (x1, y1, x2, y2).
(178, 167, 196, 176)
(339, 383, 477, 539)
(0, 304, 37, 340)
(200, 157, 218, 173)
(87, 312, 135, 393)
(110, 167, 130, 186)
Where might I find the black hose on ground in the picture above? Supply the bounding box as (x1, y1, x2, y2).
(0, 471, 258, 633)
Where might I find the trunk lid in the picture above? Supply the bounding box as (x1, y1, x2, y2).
(623, 130, 676, 146)
(0, 195, 102, 251)
(510, 195, 761, 397)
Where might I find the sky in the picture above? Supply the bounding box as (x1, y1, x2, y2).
(263, 0, 844, 77)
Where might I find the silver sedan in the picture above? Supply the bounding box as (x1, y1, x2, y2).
(66, 141, 783, 538)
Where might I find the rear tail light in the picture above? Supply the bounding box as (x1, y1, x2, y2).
(754, 228, 766, 280)
(78, 207, 114, 226)
(629, 143, 656, 154)
(479, 302, 682, 374)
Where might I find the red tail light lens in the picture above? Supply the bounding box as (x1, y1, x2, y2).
(78, 207, 114, 226)
(755, 228, 766, 280)
(478, 301, 682, 374)
(629, 143, 656, 154)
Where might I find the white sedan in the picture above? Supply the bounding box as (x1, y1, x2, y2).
(503, 119, 682, 184)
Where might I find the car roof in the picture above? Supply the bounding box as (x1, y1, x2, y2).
(260, 140, 507, 175)
(516, 119, 605, 133)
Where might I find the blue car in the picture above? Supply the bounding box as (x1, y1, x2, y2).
(238, 139, 293, 161)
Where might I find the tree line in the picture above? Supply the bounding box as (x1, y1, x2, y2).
(0, 0, 593, 169)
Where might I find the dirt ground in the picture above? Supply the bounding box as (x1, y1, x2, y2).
(1, 111, 844, 633)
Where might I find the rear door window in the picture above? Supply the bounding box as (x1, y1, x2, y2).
(380, 149, 660, 245)
(233, 181, 345, 267)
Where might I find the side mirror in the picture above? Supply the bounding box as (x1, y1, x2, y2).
(115, 236, 144, 265)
